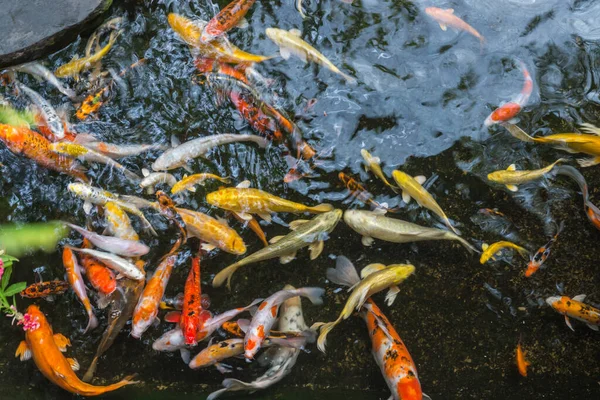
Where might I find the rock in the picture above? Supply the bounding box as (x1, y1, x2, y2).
(0, 0, 114, 69)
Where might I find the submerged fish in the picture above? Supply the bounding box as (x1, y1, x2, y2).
(15, 305, 137, 396)
(201, 0, 256, 42)
(546, 294, 600, 331)
(212, 209, 343, 288)
(504, 122, 600, 167)
(554, 165, 600, 231)
(62, 248, 98, 333)
(265, 28, 355, 83)
(55, 31, 119, 78)
(181, 255, 203, 346)
(244, 287, 323, 359)
(171, 173, 231, 195)
(317, 256, 414, 352)
(67, 247, 145, 281)
(15, 82, 65, 139)
(516, 341, 530, 377)
(152, 134, 268, 171)
(480, 241, 529, 264)
(20, 280, 69, 299)
(392, 169, 458, 234)
(13, 62, 76, 99)
(168, 14, 273, 64)
(525, 222, 564, 277)
(338, 172, 394, 212)
(206, 185, 333, 221)
(207, 286, 310, 400)
(343, 210, 476, 252)
(487, 159, 564, 192)
(361, 150, 399, 194)
(425, 7, 485, 46)
(104, 201, 139, 241)
(362, 299, 429, 400)
(485, 61, 533, 126)
(66, 223, 149, 257)
(140, 170, 177, 194)
(83, 141, 168, 159)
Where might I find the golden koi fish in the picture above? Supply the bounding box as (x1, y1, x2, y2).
(487, 159, 565, 192)
(480, 241, 529, 264)
(104, 202, 139, 241)
(317, 256, 415, 352)
(361, 150, 400, 194)
(265, 28, 355, 83)
(206, 184, 333, 221)
(168, 13, 273, 64)
(504, 122, 600, 167)
(392, 169, 458, 234)
(55, 31, 119, 78)
(171, 173, 231, 195)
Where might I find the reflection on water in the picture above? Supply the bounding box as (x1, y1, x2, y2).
(1, 0, 600, 399)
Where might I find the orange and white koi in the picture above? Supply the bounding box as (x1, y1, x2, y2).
(181, 255, 203, 345)
(361, 300, 428, 400)
(524, 222, 564, 277)
(425, 7, 485, 46)
(201, 0, 256, 42)
(104, 201, 139, 241)
(516, 341, 530, 377)
(244, 287, 324, 359)
(0, 124, 88, 182)
(15, 305, 137, 396)
(485, 61, 533, 126)
(546, 294, 600, 331)
(131, 255, 177, 338)
(62, 248, 98, 333)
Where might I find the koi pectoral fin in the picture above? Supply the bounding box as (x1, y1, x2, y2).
(506, 184, 519, 192)
(587, 324, 599, 331)
(15, 341, 31, 361)
(438, 23, 448, 31)
(67, 358, 80, 371)
(279, 252, 297, 264)
(53, 333, 71, 352)
(309, 240, 324, 260)
(401, 191, 411, 204)
(565, 316, 575, 331)
(385, 285, 400, 306)
(361, 236, 374, 246)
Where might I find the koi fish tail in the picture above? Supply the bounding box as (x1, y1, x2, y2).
(326, 256, 360, 288)
(502, 123, 535, 143)
(316, 317, 342, 353)
(443, 216, 461, 236)
(298, 287, 326, 305)
(340, 71, 357, 86)
(455, 236, 478, 255)
(84, 310, 99, 334)
(139, 214, 158, 236)
(206, 387, 230, 400)
(115, 162, 142, 183)
(93, 374, 139, 395)
(207, 378, 255, 400)
(515, 246, 530, 259)
(212, 261, 244, 289)
(308, 203, 334, 213)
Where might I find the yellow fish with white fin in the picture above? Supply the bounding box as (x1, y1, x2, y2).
(487, 159, 565, 192)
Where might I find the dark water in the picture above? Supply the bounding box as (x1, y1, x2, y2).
(1, 0, 600, 398)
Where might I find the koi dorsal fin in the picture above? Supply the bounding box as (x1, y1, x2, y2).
(289, 29, 302, 37)
(414, 175, 427, 185)
(572, 294, 587, 302)
(446, 8, 454, 14)
(482, 243, 489, 251)
(360, 263, 387, 279)
(507, 164, 517, 171)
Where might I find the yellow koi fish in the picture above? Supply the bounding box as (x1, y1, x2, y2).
(317, 256, 415, 352)
(206, 184, 333, 221)
(361, 150, 400, 193)
(480, 241, 529, 264)
(55, 31, 119, 78)
(504, 122, 600, 167)
(265, 28, 355, 83)
(487, 159, 565, 192)
(171, 173, 231, 195)
(104, 202, 139, 241)
(168, 13, 273, 64)
(392, 170, 458, 234)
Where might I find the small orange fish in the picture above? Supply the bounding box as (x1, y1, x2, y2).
(516, 341, 530, 377)
(0, 124, 88, 182)
(15, 305, 137, 396)
(485, 61, 533, 126)
(525, 222, 563, 277)
(546, 294, 600, 331)
(339, 172, 395, 212)
(230, 211, 268, 247)
(20, 280, 69, 299)
(202, 0, 256, 42)
(79, 237, 117, 299)
(63, 248, 98, 333)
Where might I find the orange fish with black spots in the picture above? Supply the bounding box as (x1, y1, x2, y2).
(546, 294, 600, 331)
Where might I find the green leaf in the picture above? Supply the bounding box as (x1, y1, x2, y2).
(0, 221, 69, 257)
(1, 265, 12, 291)
(0, 254, 19, 263)
(4, 282, 27, 297)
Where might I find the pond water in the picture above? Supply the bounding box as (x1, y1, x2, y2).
(1, 0, 600, 399)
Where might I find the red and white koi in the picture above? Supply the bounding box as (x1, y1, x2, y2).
(485, 61, 533, 126)
(524, 221, 564, 277)
(244, 287, 324, 360)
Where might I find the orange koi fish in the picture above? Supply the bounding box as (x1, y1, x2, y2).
(485, 61, 533, 126)
(20, 280, 69, 299)
(62, 248, 98, 333)
(15, 305, 137, 396)
(516, 341, 530, 377)
(362, 299, 428, 400)
(425, 7, 485, 46)
(0, 124, 88, 182)
(231, 211, 269, 247)
(202, 0, 256, 42)
(79, 237, 117, 301)
(546, 294, 600, 331)
(131, 254, 177, 338)
(221, 320, 247, 337)
(181, 255, 203, 345)
(339, 172, 396, 212)
(524, 222, 563, 277)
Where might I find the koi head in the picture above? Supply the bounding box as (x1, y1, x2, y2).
(484, 103, 521, 126)
(397, 375, 423, 400)
(0, 124, 26, 152)
(545, 296, 567, 313)
(156, 190, 176, 209)
(524, 260, 540, 277)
